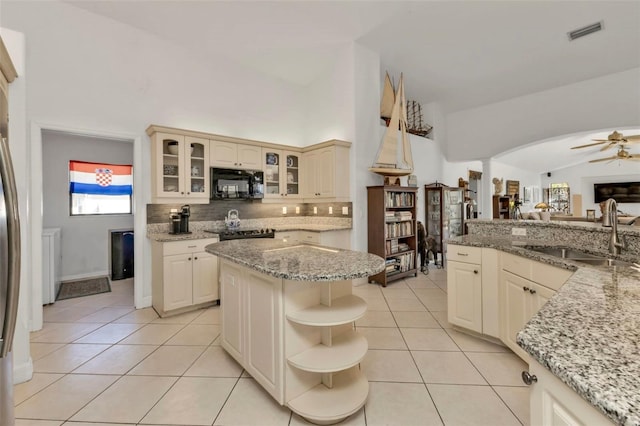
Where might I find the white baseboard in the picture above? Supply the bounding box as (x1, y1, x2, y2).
(13, 357, 33, 384)
(61, 270, 110, 282)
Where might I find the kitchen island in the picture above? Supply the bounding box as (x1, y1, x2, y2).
(206, 239, 385, 425)
(448, 219, 640, 426)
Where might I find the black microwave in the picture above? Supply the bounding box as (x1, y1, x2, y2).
(210, 168, 264, 200)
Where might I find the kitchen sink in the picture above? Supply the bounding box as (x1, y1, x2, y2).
(527, 246, 631, 267)
(527, 246, 602, 260)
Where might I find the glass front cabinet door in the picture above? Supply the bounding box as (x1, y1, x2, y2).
(263, 149, 300, 199)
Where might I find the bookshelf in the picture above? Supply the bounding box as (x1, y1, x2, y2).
(492, 195, 512, 219)
(367, 186, 418, 287)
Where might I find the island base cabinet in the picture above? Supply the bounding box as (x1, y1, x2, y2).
(529, 361, 613, 426)
(219, 260, 284, 403)
(219, 259, 368, 425)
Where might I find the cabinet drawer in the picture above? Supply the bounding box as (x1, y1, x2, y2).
(163, 238, 218, 256)
(501, 252, 532, 280)
(447, 245, 481, 264)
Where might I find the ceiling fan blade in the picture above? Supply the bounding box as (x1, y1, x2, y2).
(625, 134, 640, 141)
(591, 138, 610, 142)
(589, 155, 618, 163)
(571, 141, 606, 149)
(600, 142, 617, 151)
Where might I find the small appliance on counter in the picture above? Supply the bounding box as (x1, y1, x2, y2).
(224, 209, 241, 229)
(169, 205, 191, 234)
(179, 204, 190, 233)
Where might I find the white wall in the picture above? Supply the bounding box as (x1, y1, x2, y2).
(540, 161, 640, 217)
(491, 160, 542, 212)
(42, 130, 134, 280)
(446, 68, 640, 162)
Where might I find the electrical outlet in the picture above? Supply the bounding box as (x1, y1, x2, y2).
(511, 227, 527, 236)
(313, 206, 317, 214)
(329, 206, 333, 214)
(282, 206, 287, 214)
(342, 206, 349, 215)
(295, 206, 300, 214)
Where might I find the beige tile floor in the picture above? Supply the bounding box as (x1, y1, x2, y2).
(14, 268, 530, 426)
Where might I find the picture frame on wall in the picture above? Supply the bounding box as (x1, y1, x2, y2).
(586, 209, 596, 221)
(506, 180, 520, 197)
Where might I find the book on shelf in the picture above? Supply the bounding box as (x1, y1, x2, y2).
(385, 192, 414, 208)
(385, 221, 413, 238)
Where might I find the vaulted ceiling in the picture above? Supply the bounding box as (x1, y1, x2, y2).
(63, 1, 640, 172)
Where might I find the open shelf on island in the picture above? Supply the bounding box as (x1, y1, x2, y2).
(287, 367, 368, 425)
(286, 295, 366, 327)
(287, 330, 367, 373)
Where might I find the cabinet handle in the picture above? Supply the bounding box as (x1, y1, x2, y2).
(521, 371, 538, 385)
(181, 191, 185, 195)
(473, 270, 478, 274)
(188, 245, 196, 248)
(523, 286, 530, 292)
(529, 288, 537, 294)
(457, 252, 469, 256)
(194, 256, 198, 260)
(188, 257, 192, 261)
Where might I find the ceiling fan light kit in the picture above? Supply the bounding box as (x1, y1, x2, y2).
(571, 130, 640, 162)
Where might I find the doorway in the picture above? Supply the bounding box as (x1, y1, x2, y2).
(29, 123, 145, 331)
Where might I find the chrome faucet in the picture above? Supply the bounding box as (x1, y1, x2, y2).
(602, 198, 624, 255)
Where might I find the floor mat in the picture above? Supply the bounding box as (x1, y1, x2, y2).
(56, 276, 111, 301)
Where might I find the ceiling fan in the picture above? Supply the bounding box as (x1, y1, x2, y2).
(571, 130, 640, 151)
(588, 145, 640, 163)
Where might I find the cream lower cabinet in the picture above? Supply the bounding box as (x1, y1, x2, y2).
(152, 239, 219, 317)
(220, 259, 283, 401)
(446, 245, 499, 337)
(499, 253, 573, 361)
(529, 361, 613, 426)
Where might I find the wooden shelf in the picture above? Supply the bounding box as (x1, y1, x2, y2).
(287, 330, 367, 373)
(368, 186, 418, 287)
(286, 295, 366, 326)
(287, 367, 368, 425)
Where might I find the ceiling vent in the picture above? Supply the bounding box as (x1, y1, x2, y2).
(568, 21, 603, 41)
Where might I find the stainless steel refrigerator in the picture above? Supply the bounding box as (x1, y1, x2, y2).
(0, 71, 21, 426)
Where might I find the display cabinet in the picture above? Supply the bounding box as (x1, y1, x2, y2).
(150, 131, 210, 204)
(367, 186, 417, 286)
(424, 183, 464, 267)
(263, 149, 301, 199)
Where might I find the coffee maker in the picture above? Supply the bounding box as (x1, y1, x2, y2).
(179, 204, 190, 233)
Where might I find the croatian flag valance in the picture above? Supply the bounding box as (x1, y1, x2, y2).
(69, 161, 133, 195)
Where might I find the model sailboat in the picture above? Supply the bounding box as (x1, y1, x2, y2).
(370, 73, 414, 177)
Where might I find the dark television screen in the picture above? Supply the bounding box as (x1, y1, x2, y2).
(594, 182, 640, 203)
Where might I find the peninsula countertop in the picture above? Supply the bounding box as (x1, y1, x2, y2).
(448, 235, 640, 426)
(205, 239, 385, 282)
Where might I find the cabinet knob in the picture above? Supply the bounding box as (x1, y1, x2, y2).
(473, 270, 478, 274)
(181, 192, 185, 195)
(529, 288, 537, 294)
(523, 286, 530, 292)
(188, 257, 192, 261)
(521, 371, 538, 385)
(194, 256, 198, 260)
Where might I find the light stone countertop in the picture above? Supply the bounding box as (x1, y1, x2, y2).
(448, 235, 640, 426)
(205, 239, 385, 282)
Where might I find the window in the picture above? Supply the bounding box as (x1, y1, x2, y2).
(69, 161, 133, 215)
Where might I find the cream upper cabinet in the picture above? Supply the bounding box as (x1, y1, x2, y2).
(263, 149, 301, 200)
(302, 141, 350, 201)
(150, 132, 210, 204)
(210, 140, 262, 170)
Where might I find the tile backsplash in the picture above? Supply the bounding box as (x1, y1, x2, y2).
(147, 200, 352, 224)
